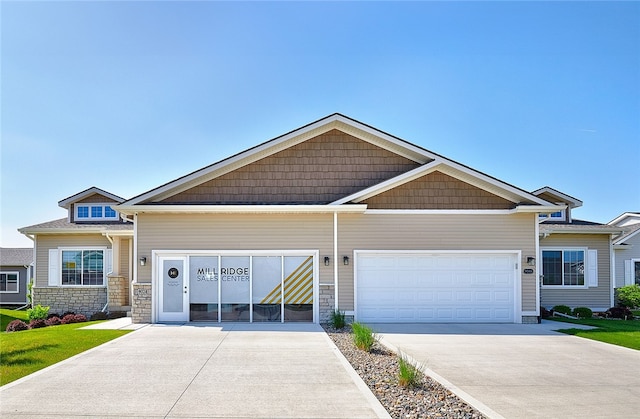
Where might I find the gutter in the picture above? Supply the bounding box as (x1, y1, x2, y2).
(115, 204, 368, 215)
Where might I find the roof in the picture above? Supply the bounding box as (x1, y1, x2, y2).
(532, 186, 583, 208)
(539, 219, 623, 235)
(58, 187, 125, 209)
(0, 248, 34, 266)
(613, 223, 640, 245)
(609, 212, 640, 227)
(18, 218, 133, 235)
(117, 113, 558, 213)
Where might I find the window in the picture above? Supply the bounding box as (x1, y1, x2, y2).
(636, 261, 640, 286)
(74, 204, 118, 221)
(61, 250, 104, 286)
(542, 249, 585, 286)
(0, 272, 19, 293)
(539, 210, 565, 221)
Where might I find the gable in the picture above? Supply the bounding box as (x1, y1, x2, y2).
(360, 170, 514, 210)
(158, 129, 424, 205)
(76, 193, 120, 204)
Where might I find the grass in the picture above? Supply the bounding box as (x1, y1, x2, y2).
(397, 351, 422, 388)
(551, 317, 640, 351)
(0, 308, 29, 331)
(352, 322, 376, 352)
(1, 310, 130, 386)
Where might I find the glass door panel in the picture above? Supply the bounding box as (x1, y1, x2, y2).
(252, 256, 282, 322)
(189, 256, 219, 321)
(283, 256, 313, 322)
(220, 256, 250, 321)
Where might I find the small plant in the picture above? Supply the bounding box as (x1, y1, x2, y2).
(616, 284, 640, 309)
(329, 310, 346, 329)
(352, 322, 376, 352)
(607, 307, 635, 320)
(61, 314, 86, 324)
(27, 278, 34, 305)
(27, 304, 50, 321)
(6, 319, 29, 332)
(29, 319, 47, 329)
(552, 305, 572, 315)
(45, 316, 61, 326)
(397, 351, 423, 388)
(573, 307, 593, 319)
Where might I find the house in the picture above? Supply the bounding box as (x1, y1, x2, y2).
(609, 212, 640, 287)
(534, 187, 622, 312)
(18, 187, 133, 316)
(0, 247, 33, 306)
(107, 113, 569, 324)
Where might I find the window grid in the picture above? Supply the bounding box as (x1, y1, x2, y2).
(61, 250, 104, 286)
(542, 249, 585, 287)
(75, 204, 118, 221)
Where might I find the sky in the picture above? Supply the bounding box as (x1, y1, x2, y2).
(1, 1, 639, 248)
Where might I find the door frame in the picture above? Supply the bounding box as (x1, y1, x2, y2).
(155, 255, 189, 322)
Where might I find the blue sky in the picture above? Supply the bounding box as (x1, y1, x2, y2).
(2, 1, 639, 247)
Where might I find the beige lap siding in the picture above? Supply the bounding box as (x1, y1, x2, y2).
(34, 235, 112, 288)
(539, 233, 612, 311)
(337, 212, 538, 313)
(136, 213, 335, 284)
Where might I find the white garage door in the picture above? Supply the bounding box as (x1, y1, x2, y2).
(356, 252, 518, 323)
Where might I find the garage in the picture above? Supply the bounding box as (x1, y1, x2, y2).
(355, 251, 519, 323)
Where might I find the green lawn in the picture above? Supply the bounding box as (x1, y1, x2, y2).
(1, 310, 130, 386)
(0, 308, 29, 331)
(551, 317, 640, 351)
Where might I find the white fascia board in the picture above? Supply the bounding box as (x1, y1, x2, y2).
(365, 209, 517, 215)
(516, 205, 566, 213)
(58, 187, 125, 209)
(540, 228, 623, 235)
(613, 227, 640, 245)
(609, 212, 640, 226)
(115, 204, 368, 215)
(531, 186, 583, 208)
(18, 228, 113, 235)
(613, 244, 633, 250)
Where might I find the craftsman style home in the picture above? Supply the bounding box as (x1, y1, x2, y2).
(21, 114, 622, 323)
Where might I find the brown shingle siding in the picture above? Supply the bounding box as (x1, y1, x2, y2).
(161, 130, 424, 204)
(363, 171, 514, 210)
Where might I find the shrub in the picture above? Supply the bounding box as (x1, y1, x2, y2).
(73, 314, 88, 323)
(60, 314, 87, 324)
(616, 285, 640, 309)
(329, 310, 346, 329)
(47, 313, 61, 320)
(540, 307, 552, 319)
(90, 312, 109, 321)
(27, 304, 50, 321)
(552, 305, 572, 315)
(29, 319, 47, 329)
(573, 307, 593, 319)
(607, 307, 635, 320)
(398, 351, 422, 388)
(352, 322, 376, 352)
(45, 316, 61, 326)
(6, 319, 29, 332)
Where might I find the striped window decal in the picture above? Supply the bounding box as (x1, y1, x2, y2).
(260, 256, 313, 304)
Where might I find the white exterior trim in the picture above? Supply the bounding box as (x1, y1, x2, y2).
(116, 204, 368, 216)
(540, 247, 590, 289)
(0, 271, 20, 293)
(58, 187, 125, 209)
(364, 207, 564, 215)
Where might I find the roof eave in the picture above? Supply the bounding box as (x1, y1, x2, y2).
(115, 204, 368, 215)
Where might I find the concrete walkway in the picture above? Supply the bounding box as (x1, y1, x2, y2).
(1, 323, 389, 418)
(374, 321, 640, 419)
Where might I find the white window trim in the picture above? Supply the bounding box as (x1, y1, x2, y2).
(75, 203, 119, 221)
(539, 205, 566, 222)
(0, 271, 19, 293)
(58, 247, 109, 287)
(540, 247, 589, 288)
(630, 259, 640, 286)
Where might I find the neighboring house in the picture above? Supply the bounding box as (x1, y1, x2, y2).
(0, 248, 33, 306)
(18, 187, 133, 316)
(110, 113, 565, 324)
(609, 212, 640, 288)
(534, 187, 622, 312)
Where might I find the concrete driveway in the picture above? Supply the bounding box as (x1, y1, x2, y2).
(374, 321, 640, 419)
(0, 323, 389, 418)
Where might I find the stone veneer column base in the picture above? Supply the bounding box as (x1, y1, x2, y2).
(318, 284, 335, 323)
(132, 283, 152, 323)
(521, 315, 540, 324)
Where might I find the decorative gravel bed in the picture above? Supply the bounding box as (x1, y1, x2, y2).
(324, 325, 485, 419)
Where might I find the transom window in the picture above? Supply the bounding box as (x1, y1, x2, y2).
(0, 272, 19, 293)
(541, 249, 585, 286)
(61, 250, 104, 286)
(75, 204, 118, 221)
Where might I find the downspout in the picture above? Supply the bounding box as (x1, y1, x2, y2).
(102, 233, 114, 313)
(333, 211, 338, 312)
(610, 235, 615, 308)
(535, 216, 541, 322)
(18, 234, 36, 310)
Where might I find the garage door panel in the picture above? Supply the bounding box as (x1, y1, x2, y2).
(357, 252, 517, 323)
